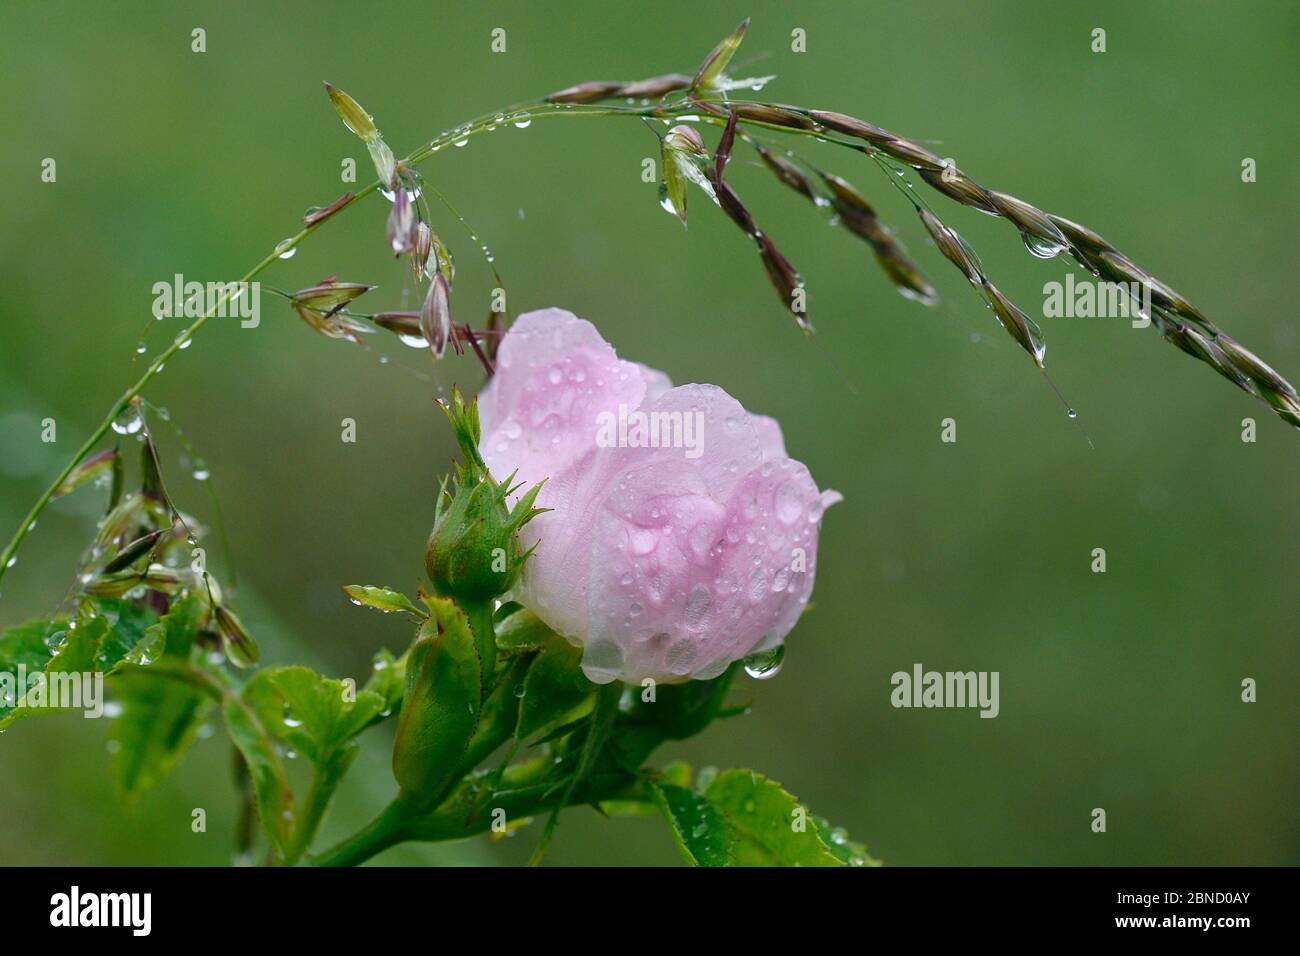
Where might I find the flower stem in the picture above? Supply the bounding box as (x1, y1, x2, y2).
(305, 792, 417, 868)
(308, 765, 648, 866)
(462, 598, 496, 688)
(284, 762, 343, 865)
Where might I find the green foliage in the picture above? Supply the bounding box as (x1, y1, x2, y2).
(111, 672, 209, 800)
(343, 584, 427, 619)
(0, 603, 160, 729)
(240, 664, 389, 860)
(244, 666, 385, 767)
(362, 647, 405, 715)
(110, 596, 209, 799)
(92, 600, 160, 672)
(222, 694, 294, 857)
(652, 770, 876, 867)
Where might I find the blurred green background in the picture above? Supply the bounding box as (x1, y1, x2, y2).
(1, 1, 1296, 866)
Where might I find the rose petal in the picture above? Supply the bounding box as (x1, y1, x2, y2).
(479, 308, 647, 491)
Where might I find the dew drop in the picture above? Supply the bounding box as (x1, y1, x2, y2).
(774, 482, 804, 525)
(666, 638, 696, 676)
(772, 565, 791, 592)
(580, 639, 624, 684)
(111, 406, 144, 435)
(135, 342, 147, 354)
(684, 585, 712, 629)
(688, 523, 714, 560)
(743, 644, 785, 680)
(514, 119, 532, 129)
(275, 238, 298, 259)
(1022, 231, 1065, 259)
(629, 528, 658, 555)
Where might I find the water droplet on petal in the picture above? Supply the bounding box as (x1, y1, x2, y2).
(684, 586, 712, 629)
(629, 528, 658, 555)
(774, 482, 804, 525)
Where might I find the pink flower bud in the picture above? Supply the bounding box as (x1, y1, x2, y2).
(478, 309, 840, 685)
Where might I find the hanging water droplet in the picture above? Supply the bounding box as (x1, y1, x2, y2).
(175, 332, 192, 350)
(380, 184, 422, 203)
(191, 461, 210, 481)
(513, 119, 532, 129)
(274, 238, 298, 259)
(1022, 231, 1064, 259)
(743, 644, 785, 680)
(1067, 407, 1078, 419)
(454, 138, 469, 148)
(111, 406, 144, 435)
(135, 342, 147, 354)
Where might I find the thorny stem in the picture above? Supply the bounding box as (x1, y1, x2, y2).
(308, 761, 647, 867)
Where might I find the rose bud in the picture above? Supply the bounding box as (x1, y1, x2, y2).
(424, 388, 546, 606)
(477, 309, 841, 685)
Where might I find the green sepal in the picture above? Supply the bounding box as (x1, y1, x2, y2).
(515, 619, 596, 742)
(391, 596, 482, 803)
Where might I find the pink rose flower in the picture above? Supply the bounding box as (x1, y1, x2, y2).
(479, 308, 840, 684)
